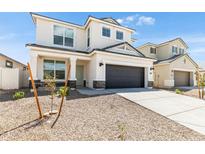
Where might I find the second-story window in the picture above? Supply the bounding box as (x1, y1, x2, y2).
(102, 27, 111, 37)
(172, 46, 178, 55)
(54, 25, 74, 47)
(87, 28, 90, 48)
(150, 47, 156, 54)
(116, 31, 123, 40)
(179, 48, 185, 54)
(5, 60, 13, 68)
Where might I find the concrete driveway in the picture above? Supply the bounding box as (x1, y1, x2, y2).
(78, 88, 205, 135)
(114, 88, 205, 135)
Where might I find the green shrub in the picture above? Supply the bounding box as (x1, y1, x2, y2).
(175, 89, 183, 94)
(57, 86, 69, 96)
(13, 91, 25, 100)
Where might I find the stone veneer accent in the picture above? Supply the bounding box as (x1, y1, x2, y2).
(29, 80, 41, 89)
(84, 80, 86, 87)
(29, 80, 76, 89)
(68, 80, 76, 89)
(93, 80, 105, 89)
(148, 81, 153, 87)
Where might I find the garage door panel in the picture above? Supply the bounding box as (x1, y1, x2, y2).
(106, 64, 144, 88)
(174, 71, 190, 87)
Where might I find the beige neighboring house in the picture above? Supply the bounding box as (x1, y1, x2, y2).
(27, 13, 155, 89)
(199, 69, 205, 76)
(0, 53, 28, 89)
(137, 38, 199, 88)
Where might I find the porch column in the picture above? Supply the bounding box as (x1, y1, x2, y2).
(147, 66, 154, 87)
(29, 52, 40, 88)
(144, 67, 148, 88)
(69, 57, 77, 89)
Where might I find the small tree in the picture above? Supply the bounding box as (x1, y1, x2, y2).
(196, 71, 205, 99)
(44, 75, 56, 114)
(196, 71, 202, 99)
(201, 73, 205, 99)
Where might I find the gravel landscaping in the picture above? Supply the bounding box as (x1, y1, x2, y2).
(166, 87, 205, 100)
(0, 89, 205, 141)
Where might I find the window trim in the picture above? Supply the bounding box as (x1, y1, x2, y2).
(86, 27, 91, 49)
(150, 47, 157, 54)
(179, 47, 185, 54)
(116, 30, 124, 41)
(5, 60, 13, 68)
(172, 46, 178, 55)
(43, 59, 66, 81)
(101, 26, 111, 38)
(53, 24, 75, 49)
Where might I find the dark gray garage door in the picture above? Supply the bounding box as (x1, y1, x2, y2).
(106, 64, 144, 88)
(174, 71, 190, 87)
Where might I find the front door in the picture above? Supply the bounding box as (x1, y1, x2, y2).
(76, 65, 84, 87)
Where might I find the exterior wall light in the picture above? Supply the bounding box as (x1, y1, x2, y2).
(99, 62, 104, 67)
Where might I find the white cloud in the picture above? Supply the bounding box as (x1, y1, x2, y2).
(117, 14, 155, 27)
(136, 16, 155, 26)
(116, 18, 124, 24)
(126, 14, 138, 22)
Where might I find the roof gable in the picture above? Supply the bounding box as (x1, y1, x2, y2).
(0, 53, 26, 66)
(155, 54, 198, 68)
(137, 42, 157, 49)
(138, 38, 189, 49)
(30, 13, 135, 32)
(100, 18, 120, 25)
(102, 42, 145, 57)
(171, 54, 198, 68)
(158, 38, 189, 49)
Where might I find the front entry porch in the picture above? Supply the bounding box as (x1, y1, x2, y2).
(29, 51, 90, 89)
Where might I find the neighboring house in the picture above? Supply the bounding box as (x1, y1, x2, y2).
(0, 53, 28, 89)
(26, 13, 155, 89)
(137, 38, 198, 88)
(199, 69, 205, 76)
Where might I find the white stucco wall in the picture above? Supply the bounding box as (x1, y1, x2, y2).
(154, 64, 172, 88)
(36, 18, 86, 51)
(138, 45, 157, 59)
(88, 21, 133, 50)
(94, 51, 154, 88)
(35, 18, 133, 52)
(29, 47, 154, 89)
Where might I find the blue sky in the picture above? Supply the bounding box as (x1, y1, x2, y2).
(0, 12, 205, 68)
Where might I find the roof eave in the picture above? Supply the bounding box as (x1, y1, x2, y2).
(84, 16, 135, 32)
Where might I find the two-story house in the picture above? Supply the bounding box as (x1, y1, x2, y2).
(137, 38, 199, 88)
(27, 13, 155, 89)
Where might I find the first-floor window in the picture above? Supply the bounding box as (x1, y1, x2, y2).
(43, 60, 65, 80)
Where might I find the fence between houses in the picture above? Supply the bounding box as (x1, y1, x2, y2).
(0, 68, 29, 90)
